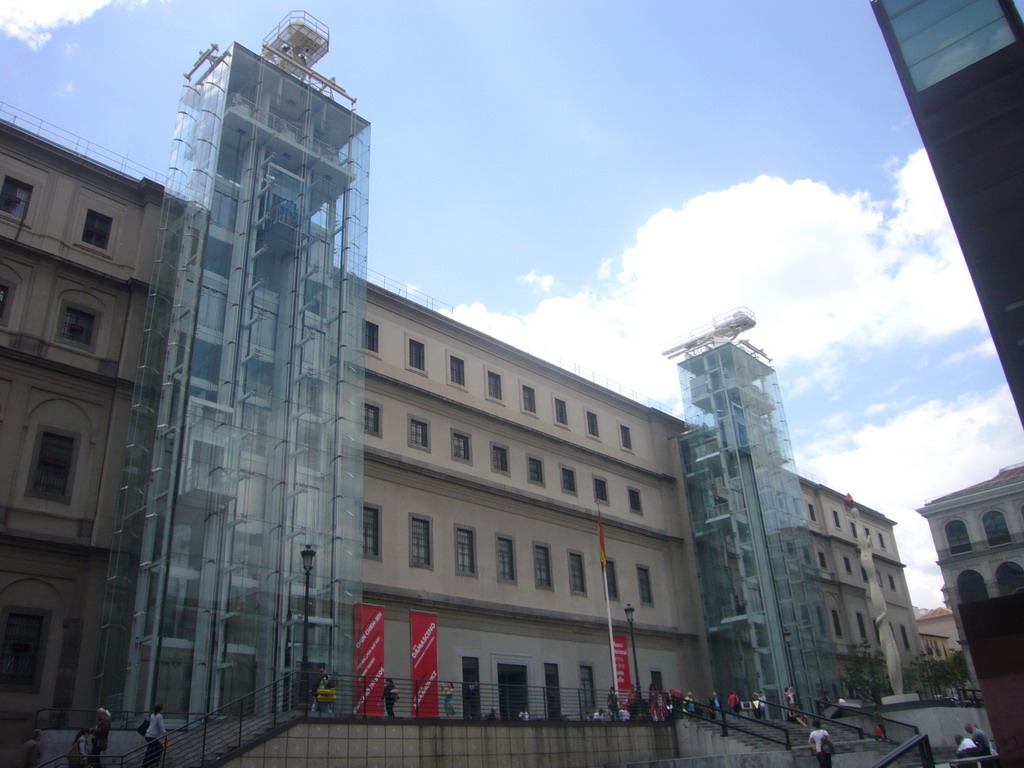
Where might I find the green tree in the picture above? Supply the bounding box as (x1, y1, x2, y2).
(841, 643, 892, 706)
(904, 650, 971, 698)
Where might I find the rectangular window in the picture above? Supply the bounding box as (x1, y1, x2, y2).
(487, 371, 502, 399)
(817, 551, 827, 568)
(408, 339, 425, 370)
(497, 536, 515, 582)
(0, 613, 44, 685)
(452, 432, 471, 461)
(554, 398, 568, 426)
(586, 411, 599, 437)
(593, 477, 608, 503)
(362, 506, 380, 557)
(605, 560, 618, 600)
(410, 517, 431, 567)
(620, 424, 632, 450)
(637, 565, 653, 605)
(363, 321, 379, 352)
(449, 355, 465, 386)
(568, 552, 586, 595)
(0, 283, 8, 321)
(900, 625, 910, 651)
(409, 418, 429, 448)
(888, 574, 896, 591)
(456, 527, 476, 575)
(628, 488, 643, 514)
(832, 509, 841, 528)
(878, 533, 886, 549)
(831, 610, 843, 638)
(82, 209, 113, 249)
(856, 612, 867, 640)
(560, 467, 577, 494)
(843, 556, 852, 573)
(522, 385, 536, 413)
(527, 456, 544, 484)
(861, 567, 868, 582)
(850, 522, 857, 538)
(534, 544, 552, 588)
(579, 665, 595, 708)
(59, 306, 95, 345)
(32, 432, 74, 497)
(1, 177, 32, 218)
(807, 503, 816, 521)
(490, 444, 509, 473)
(364, 403, 381, 435)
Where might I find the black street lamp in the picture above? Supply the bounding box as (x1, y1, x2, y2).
(301, 545, 316, 667)
(624, 603, 640, 692)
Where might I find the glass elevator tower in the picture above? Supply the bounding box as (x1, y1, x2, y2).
(668, 310, 838, 706)
(96, 13, 369, 714)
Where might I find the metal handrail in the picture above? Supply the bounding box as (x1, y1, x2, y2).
(869, 733, 935, 768)
(827, 701, 916, 741)
(680, 704, 792, 750)
(766, 701, 865, 740)
(33, 710, 206, 732)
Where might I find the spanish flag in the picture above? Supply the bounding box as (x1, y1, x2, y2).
(598, 508, 607, 568)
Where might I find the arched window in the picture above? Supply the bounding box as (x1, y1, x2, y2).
(995, 562, 1024, 596)
(982, 510, 1011, 546)
(945, 519, 972, 555)
(957, 570, 988, 604)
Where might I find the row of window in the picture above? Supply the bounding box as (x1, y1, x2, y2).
(364, 322, 635, 450)
(956, 562, 1024, 602)
(943, 509, 1018, 555)
(0, 279, 101, 348)
(816, 550, 899, 591)
(829, 608, 911, 651)
(2, 175, 114, 248)
(807, 503, 887, 550)
(362, 507, 654, 604)
(365, 403, 643, 513)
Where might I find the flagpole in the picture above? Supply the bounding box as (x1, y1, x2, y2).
(598, 509, 619, 715)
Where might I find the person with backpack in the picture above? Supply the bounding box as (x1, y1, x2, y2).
(809, 720, 835, 767)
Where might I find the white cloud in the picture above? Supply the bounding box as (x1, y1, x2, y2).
(797, 386, 1024, 607)
(943, 338, 996, 365)
(1, 0, 147, 49)
(519, 270, 560, 295)
(444, 150, 1024, 608)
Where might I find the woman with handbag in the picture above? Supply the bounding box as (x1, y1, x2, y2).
(143, 704, 168, 768)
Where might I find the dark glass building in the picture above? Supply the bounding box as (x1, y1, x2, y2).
(872, 0, 1024, 427)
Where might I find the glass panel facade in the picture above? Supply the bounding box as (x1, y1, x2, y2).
(97, 39, 369, 714)
(677, 343, 838, 706)
(882, 0, 1016, 90)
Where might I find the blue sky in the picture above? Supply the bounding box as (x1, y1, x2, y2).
(3, 0, 1023, 608)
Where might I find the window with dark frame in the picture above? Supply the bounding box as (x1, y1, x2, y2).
(843, 556, 851, 573)
(817, 551, 827, 568)
(522, 385, 536, 413)
(487, 371, 502, 400)
(82, 209, 113, 249)
(900, 625, 910, 650)
(982, 510, 1011, 546)
(0, 613, 44, 685)
(363, 321, 379, 352)
(856, 612, 867, 640)
(850, 522, 857, 538)
(491, 444, 509, 473)
(944, 519, 972, 554)
(831, 609, 843, 637)
(579, 665, 595, 707)
(362, 506, 380, 557)
(0, 283, 9, 320)
(497, 537, 515, 582)
(449, 356, 465, 385)
(456, 527, 476, 575)
(32, 432, 74, 497)
(452, 432, 471, 461)
(1, 177, 32, 218)
(878, 532, 886, 549)
(605, 560, 618, 599)
(568, 552, 586, 594)
(861, 567, 868, 582)
(59, 306, 95, 345)
(408, 339, 425, 370)
(585, 411, 599, 437)
(527, 456, 544, 484)
(832, 509, 841, 528)
(888, 574, 896, 590)
(561, 467, 576, 494)
(628, 488, 642, 514)
(409, 418, 429, 448)
(807, 503, 816, 521)
(620, 424, 632, 450)
(593, 477, 608, 503)
(364, 403, 380, 434)
(410, 517, 431, 566)
(554, 398, 568, 426)
(534, 544, 552, 588)
(637, 565, 653, 605)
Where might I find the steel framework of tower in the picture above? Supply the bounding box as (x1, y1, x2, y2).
(667, 310, 839, 706)
(96, 14, 370, 714)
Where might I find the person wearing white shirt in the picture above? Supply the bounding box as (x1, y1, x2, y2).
(143, 705, 168, 768)
(808, 720, 834, 767)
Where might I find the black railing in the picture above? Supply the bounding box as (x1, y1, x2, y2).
(676, 702, 793, 750)
(34, 710, 206, 733)
(869, 733, 935, 768)
(827, 701, 915, 744)
(765, 701, 865, 741)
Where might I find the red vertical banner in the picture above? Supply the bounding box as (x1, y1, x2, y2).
(614, 634, 632, 693)
(354, 604, 385, 716)
(409, 611, 439, 718)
